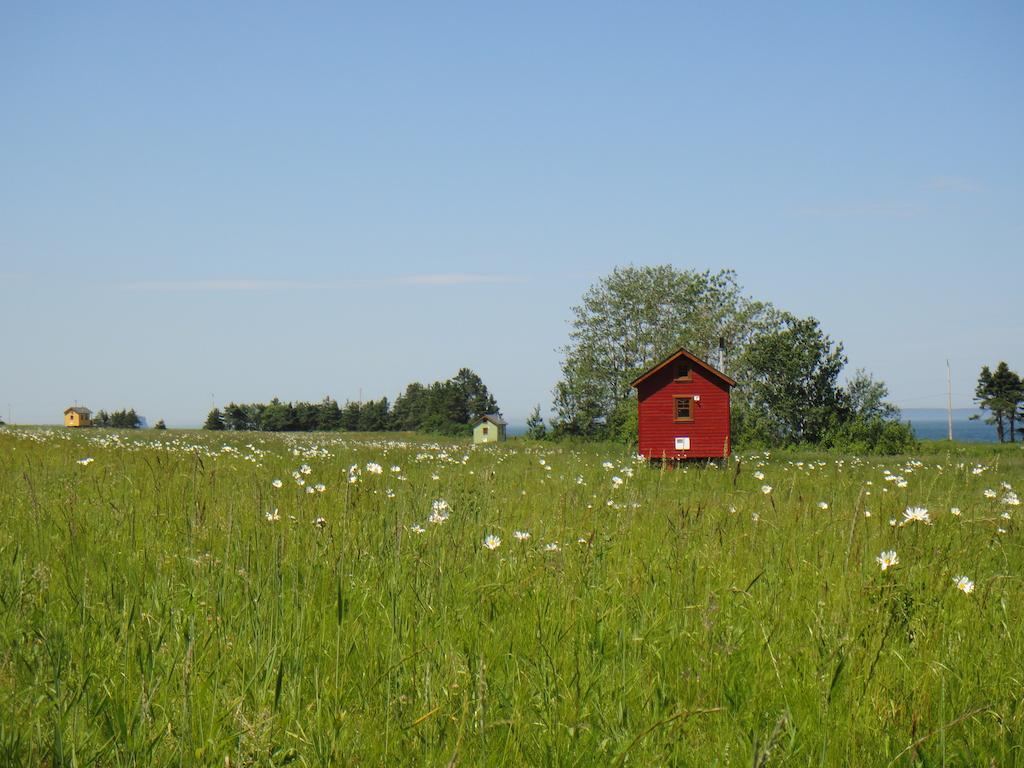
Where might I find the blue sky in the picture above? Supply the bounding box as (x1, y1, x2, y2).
(2, 2, 1021, 426)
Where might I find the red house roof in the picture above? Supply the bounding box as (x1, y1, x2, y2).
(630, 347, 736, 389)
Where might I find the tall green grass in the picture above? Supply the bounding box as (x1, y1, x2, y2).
(1, 428, 1021, 765)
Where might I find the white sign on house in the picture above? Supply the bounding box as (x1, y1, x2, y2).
(675, 437, 690, 450)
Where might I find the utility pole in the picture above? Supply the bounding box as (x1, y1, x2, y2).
(946, 360, 954, 441)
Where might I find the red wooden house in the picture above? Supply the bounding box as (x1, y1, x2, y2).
(631, 347, 736, 460)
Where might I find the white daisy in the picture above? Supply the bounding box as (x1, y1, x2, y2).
(901, 506, 931, 526)
(876, 550, 899, 571)
(952, 575, 974, 594)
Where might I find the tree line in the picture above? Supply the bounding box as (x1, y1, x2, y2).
(204, 368, 499, 436)
(93, 409, 143, 429)
(975, 362, 1024, 442)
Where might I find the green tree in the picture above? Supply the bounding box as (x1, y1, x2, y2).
(737, 316, 847, 446)
(153, 419, 166, 430)
(224, 403, 249, 431)
(525, 404, 547, 439)
(108, 408, 142, 428)
(975, 362, 1023, 443)
(316, 397, 343, 431)
(261, 398, 296, 431)
(817, 368, 915, 453)
(340, 401, 362, 431)
(392, 382, 430, 431)
(203, 408, 226, 431)
(553, 265, 776, 436)
(452, 368, 499, 421)
(391, 370, 500, 435)
(357, 398, 391, 431)
(843, 369, 900, 421)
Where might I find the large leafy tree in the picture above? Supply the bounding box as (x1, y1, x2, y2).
(842, 369, 899, 421)
(552, 264, 911, 451)
(553, 265, 776, 434)
(738, 316, 847, 445)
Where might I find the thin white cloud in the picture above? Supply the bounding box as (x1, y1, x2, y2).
(118, 273, 524, 292)
(794, 202, 926, 218)
(396, 273, 523, 286)
(926, 176, 982, 193)
(120, 279, 312, 292)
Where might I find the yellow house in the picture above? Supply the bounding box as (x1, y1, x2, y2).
(64, 406, 92, 428)
(473, 414, 507, 444)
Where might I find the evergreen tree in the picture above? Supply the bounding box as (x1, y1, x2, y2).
(224, 403, 249, 431)
(340, 400, 362, 431)
(357, 398, 391, 431)
(154, 419, 167, 430)
(317, 397, 343, 430)
(526, 404, 547, 439)
(261, 398, 295, 431)
(1005, 367, 1023, 443)
(204, 408, 226, 431)
(453, 368, 499, 420)
(107, 408, 141, 428)
(392, 382, 429, 431)
(975, 362, 1023, 443)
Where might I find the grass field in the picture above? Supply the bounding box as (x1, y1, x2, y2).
(2, 427, 1022, 766)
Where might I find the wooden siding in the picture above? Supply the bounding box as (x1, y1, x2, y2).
(636, 363, 731, 459)
(473, 421, 505, 443)
(64, 411, 91, 428)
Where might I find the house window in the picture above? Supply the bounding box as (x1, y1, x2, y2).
(674, 360, 692, 381)
(674, 396, 693, 421)
(483, 426, 489, 435)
